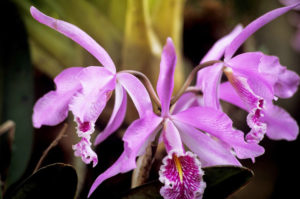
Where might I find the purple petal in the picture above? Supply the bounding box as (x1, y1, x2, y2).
(159, 151, 206, 199)
(172, 107, 265, 159)
(69, 66, 116, 123)
(75, 117, 95, 137)
(196, 64, 223, 109)
(225, 3, 300, 60)
(162, 119, 184, 153)
(94, 83, 127, 145)
(220, 82, 298, 141)
(262, 102, 299, 141)
(117, 72, 153, 117)
(274, 68, 300, 98)
(227, 52, 277, 100)
(228, 52, 300, 100)
(32, 67, 83, 128)
(245, 99, 267, 143)
(200, 25, 243, 63)
(30, 6, 116, 73)
(88, 152, 135, 197)
(122, 113, 163, 158)
(157, 38, 177, 116)
(223, 67, 268, 143)
(88, 114, 162, 197)
(171, 92, 198, 114)
(219, 82, 246, 110)
(173, 121, 241, 167)
(73, 137, 98, 167)
(220, 82, 269, 144)
(223, 67, 262, 111)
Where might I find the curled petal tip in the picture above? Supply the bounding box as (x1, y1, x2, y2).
(73, 137, 98, 167)
(166, 37, 174, 44)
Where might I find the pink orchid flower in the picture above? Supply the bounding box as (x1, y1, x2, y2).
(31, 7, 153, 167)
(88, 38, 264, 199)
(195, 3, 300, 144)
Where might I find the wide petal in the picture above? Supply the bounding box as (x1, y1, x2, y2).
(173, 121, 241, 167)
(225, 3, 300, 60)
(172, 107, 265, 159)
(220, 82, 299, 141)
(162, 119, 184, 153)
(274, 68, 300, 98)
(122, 113, 163, 158)
(69, 66, 116, 123)
(196, 64, 223, 109)
(223, 67, 263, 111)
(94, 83, 127, 145)
(200, 25, 243, 63)
(219, 82, 246, 110)
(88, 114, 163, 197)
(32, 67, 83, 128)
(262, 103, 299, 141)
(157, 38, 177, 116)
(227, 52, 277, 100)
(228, 52, 300, 100)
(224, 67, 267, 143)
(30, 6, 116, 73)
(117, 72, 153, 117)
(159, 151, 206, 199)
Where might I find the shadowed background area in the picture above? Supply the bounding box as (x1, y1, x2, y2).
(0, 0, 299, 198)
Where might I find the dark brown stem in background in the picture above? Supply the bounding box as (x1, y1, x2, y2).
(131, 142, 157, 188)
(0, 120, 15, 150)
(120, 70, 161, 108)
(33, 123, 68, 173)
(171, 60, 222, 105)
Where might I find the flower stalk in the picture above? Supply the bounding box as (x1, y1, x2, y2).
(121, 70, 162, 108)
(171, 60, 222, 105)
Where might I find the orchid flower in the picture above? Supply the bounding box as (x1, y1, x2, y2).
(31, 7, 153, 167)
(195, 3, 300, 144)
(88, 38, 264, 199)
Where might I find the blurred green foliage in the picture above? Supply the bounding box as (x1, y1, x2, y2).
(0, 0, 33, 190)
(13, 0, 186, 91)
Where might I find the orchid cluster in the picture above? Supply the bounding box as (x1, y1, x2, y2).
(31, 3, 299, 199)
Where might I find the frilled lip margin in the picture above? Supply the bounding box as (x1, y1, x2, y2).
(159, 150, 206, 199)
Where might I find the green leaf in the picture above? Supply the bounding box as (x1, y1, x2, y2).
(150, 0, 186, 92)
(121, 166, 253, 198)
(108, 0, 127, 32)
(0, 0, 33, 188)
(29, 40, 68, 78)
(121, 181, 163, 199)
(202, 166, 254, 198)
(56, 0, 122, 64)
(122, 0, 162, 84)
(7, 163, 78, 199)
